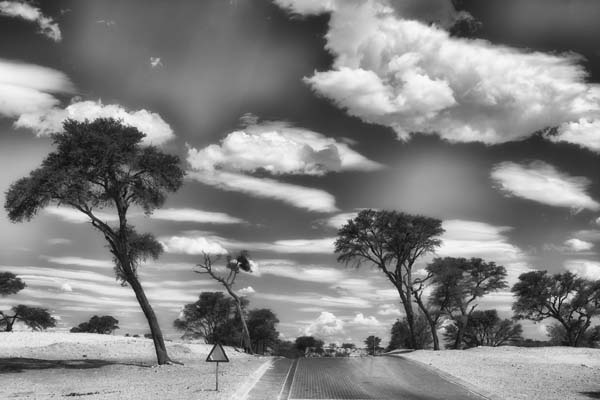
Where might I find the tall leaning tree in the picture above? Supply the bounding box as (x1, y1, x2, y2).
(335, 209, 444, 349)
(5, 118, 184, 365)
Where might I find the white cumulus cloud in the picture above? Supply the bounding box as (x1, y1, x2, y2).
(350, 313, 381, 326)
(0, 1, 62, 41)
(274, 0, 600, 152)
(491, 161, 599, 211)
(16, 100, 175, 145)
(564, 238, 594, 252)
(187, 120, 381, 175)
(564, 259, 600, 280)
(303, 311, 345, 339)
(238, 286, 256, 296)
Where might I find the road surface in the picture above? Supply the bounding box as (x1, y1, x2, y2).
(247, 356, 487, 400)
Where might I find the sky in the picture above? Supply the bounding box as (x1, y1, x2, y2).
(1, 0, 600, 346)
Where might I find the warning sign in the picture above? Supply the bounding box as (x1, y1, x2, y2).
(206, 343, 229, 363)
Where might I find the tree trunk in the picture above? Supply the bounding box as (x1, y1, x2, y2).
(454, 315, 468, 349)
(413, 293, 440, 351)
(226, 287, 254, 354)
(397, 286, 417, 349)
(5, 318, 14, 332)
(127, 274, 174, 365)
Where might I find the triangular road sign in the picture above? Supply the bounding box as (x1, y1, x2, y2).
(206, 343, 229, 362)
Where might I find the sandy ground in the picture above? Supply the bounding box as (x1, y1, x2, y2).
(0, 332, 270, 400)
(400, 346, 600, 400)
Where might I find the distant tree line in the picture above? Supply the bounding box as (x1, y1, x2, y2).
(335, 209, 600, 351)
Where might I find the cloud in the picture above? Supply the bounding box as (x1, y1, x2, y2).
(258, 260, 345, 282)
(45, 256, 113, 269)
(44, 206, 118, 224)
(187, 170, 338, 213)
(377, 303, 402, 316)
(438, 219, 532, 287)
(60, 282, 73, 292)
(324, 211, 359, 229)
(303, 311, 345, 339)
(564, 238, 594, 252)
(564, 259, 600, 280)
(48, 238, 71, 245)
(574, 230, 600, 242)
(150, 57, 163, 68)
(238, 286, 255, 296)
(254, 292, 371, 309)
(552, 119, 600, 153)
(159, 233, 335, 255)
(159, 236, 228, 255)
(491, 161, 599, 211)
(350, 313, 381, 326)
(0, 1, 62, 41)
(16, 100, 175, 145)
(0, 59, 73, 118)
(275, 0, 600, 152)
(187, 120, 381, 175)
(151, 208, 244, 224)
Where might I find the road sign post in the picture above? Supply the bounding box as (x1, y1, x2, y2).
(206, 343, 229, 391)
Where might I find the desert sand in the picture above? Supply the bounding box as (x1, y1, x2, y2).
(0, 332, 269, 400)
(400, 346, 600, 400)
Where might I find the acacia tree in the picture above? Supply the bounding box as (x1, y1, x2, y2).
(428, 257, 507, 349)
(512, 270, 600, 347)
(335, 209, 444, 349)
(5, 118, 184, 365)
(174, 291, 247, 345)
(0, 273, 56, 332)
(194, 251, 255, 353)
(364, 335, 382, 355)
(70, 315, 119, 334)
(247, 308, 279, 354)
(444, 309, 522, 348)
(1, 305, 56, 332)
(0, 272, 26, 296)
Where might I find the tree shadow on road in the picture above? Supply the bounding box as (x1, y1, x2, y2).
(0, 358, 152, 373)
(581, 392, 600, 399)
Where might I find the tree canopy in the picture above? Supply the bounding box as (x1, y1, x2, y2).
(247, 308, 279, 354)
(0, 272, 26, 296)
(4, 118, 185, 365)
(512, 270, 600, 346)
(70, 315, 120, 334)
(335, 209, 444, 349)
(0, 305, 56, 332)
(443, 309, 522, 348)
(364, 336, 382, 355)
(427, 257, 507, 348)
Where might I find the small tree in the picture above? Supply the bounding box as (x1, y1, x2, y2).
(428, 257, 507, 349)
(0, 272, 26, 296)
(364, 335, 382, 355)
(247, 309, 279, 354)
(295, 336, 324, 355)
(444, 309, 522, 348)
(174, 292, 247, 345)
(341, 343, 355, 350)
(70, 315, 119, 334)
(512, 271, 600, 347)
(387, 313, 432, 351)
(194, 251, 255, 353)
(0, 305, 56, 332)
(335, 209, 444, 349)
(5, 118, 185, 365)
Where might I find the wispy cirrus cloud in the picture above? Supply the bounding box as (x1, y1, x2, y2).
(0, 1, 61, 41)
(187, 170, 338, 213)
(274, 0, 600, 152)
(491, 161, 599, 211)
(0, 59, 73, 118)
(151, 208, 245, 224)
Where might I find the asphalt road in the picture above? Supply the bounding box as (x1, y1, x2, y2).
(247, 356, 487, 400)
